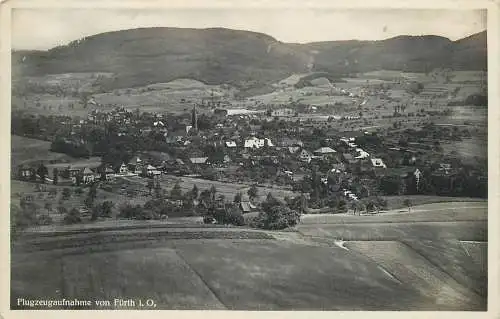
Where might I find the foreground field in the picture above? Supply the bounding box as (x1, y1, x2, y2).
(12, 237, 483, 311)
(11, 200, 487, 311)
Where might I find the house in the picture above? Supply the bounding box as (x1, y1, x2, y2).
(153, 120, 165, 127)
(271, 108, 295, 117)
(371, 158, 387, 168)
(82, 167, 97, 184)
(118, 163, 129, 174)
(190, 157, 209, 165)
(314, 147, 337, 156)
(299, 149, 313, 163)
(225, 141, 237, 148)
(104, 167, 115, 180)
(17, 165, 35, 180)
(244, 137, 274, 149)
(355, 148, 370, 159)
(128, 156, 143, 174)
(239, 194, 258, 213)
(67, 166, 81, 179)
(143, 164, 162, 177)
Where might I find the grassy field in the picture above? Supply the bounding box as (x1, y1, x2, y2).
(297, 221, 487, 242)
(11, 233, 486, 310)
(301, 201, 487, 225)
(346, 241, 484, 310)
(11, 198, 487, 310)
(381, 196, 486, 210)
(11, 247, 226, 310)
(403, 240, 487, 297)
(11, 135, 73, 167)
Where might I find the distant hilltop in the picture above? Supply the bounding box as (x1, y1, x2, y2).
(12, 27, 487, 90)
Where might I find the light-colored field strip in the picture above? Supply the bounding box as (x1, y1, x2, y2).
(346, 241, 484, 310)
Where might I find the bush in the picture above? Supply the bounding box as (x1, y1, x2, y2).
(119, 203, 144, 219)
(252, 205, 300, 230)
(63, 208, 82, 224)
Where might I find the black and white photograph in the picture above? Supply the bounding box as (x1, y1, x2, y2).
(3, 1, 496, 314)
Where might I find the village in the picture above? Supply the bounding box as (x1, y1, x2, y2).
(11, 81, 487, 229)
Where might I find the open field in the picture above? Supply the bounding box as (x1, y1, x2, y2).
(10, 237, 466, 311)
(381, 196, 487, 210)
(11, 198, 487, 310)
(404, 240, 487, 297)
(298, 221, 486, 242)
(441, 138, 487, 160)
(11, 135, 72, 167)
(301, 201, 487, 224)
(346, 241, 484, 310)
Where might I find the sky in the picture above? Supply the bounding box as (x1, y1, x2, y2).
(11, 8, 487, 50)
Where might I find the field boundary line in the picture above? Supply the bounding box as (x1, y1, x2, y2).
(400, 241, 484, 300)
(173, 250, 228, 310)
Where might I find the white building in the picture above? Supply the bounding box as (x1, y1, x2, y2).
(225, 141, 237, 148)
(244, 137, 274, 149)
(371, 158, 387, 168)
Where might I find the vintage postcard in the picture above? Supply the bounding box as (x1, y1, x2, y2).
(0, 0, 498, 318)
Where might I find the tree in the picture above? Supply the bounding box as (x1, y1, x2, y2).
(191, 184, 199, 199)
(233, 192, 242, 204)
(350, 201, 358, 216)
(248, 185, 258, 201)
(252, 205, 300, 230)
(85, 184, 98, 208)
(146, 179, 154, 196)
(209, 185, 217, 201)
(44, 202, 52, 212)
(261, 193, 281, 213)
(170, 182, 183, 201)
(52, 168, 59, 185)
(37, 162, 48, 183)
(290, 194, 308, 214)
(62, 188, 72, 200)
(92, 201, 114, 220)
(403, 199, 412, 213)
(337, 199, 347, 214)
(75, 172, 83, 186)
(64, 208, 82, 224)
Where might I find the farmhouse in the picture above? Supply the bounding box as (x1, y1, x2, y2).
(299, 149, 313, 163)
(190, 157, 209, 165)
(104, 167, 115, 180)
(271, 108, 295, 117)
(118, 163, 129, 174)
(225, 141, 237, 148)
(144, 164, 162, 177)
(244, 137, 274, 149)
(371, 158, 387, 168)
(128, 156, 144, 174)
(355, 149, 370, 159)
(17, 165, 35, 181)
(82, 167, 97, 184)
(314, 147, 337, 155)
